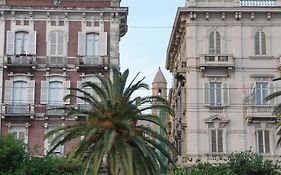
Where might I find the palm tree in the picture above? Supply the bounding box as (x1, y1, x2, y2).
(266, 83, 281, 146)
(45, 68, 177, 175)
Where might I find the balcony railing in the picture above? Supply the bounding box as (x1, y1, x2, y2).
(244, 105, 277, 123)
(79, 104, 92, 111)
(46, 105, 65, 116)
(77, 56, 109, 71)
(4, 55, 36, 67)
(199, 55, 234, 68)
(240, 0, 276, 6)
(47, 57, 66, 67)
(4, 104, 34, 114)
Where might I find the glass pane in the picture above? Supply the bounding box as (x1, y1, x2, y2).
(86, 33, 99, 56)
(49, 81, 63, 104)
(216, 83, 221, 105)
(262, 83, 268, 105)
(264, 131, 270, 153)
(209, 31, 215, 54)
(18, 132, 25, 140)
(15, 32, 29, 55)
(255, 32, 260, 55)
(256, 83, 262, 105)
(218, 130, 223, 152)
(261, 32, 266, 55)
(257, 130, 264, 153)
(215, 31, 221, 54)
(57, 31, 64, 56)
(211, 130, 217, 152)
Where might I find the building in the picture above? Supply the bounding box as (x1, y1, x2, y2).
(166, 0, 281, 164)
(0, 0, 127, 156)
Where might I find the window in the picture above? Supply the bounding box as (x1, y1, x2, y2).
(44, 126, 64, 155)
(250, 82, 275, 105)
(6, 31, 36, 55)
(78, 31, 107, 57)
(49, 31, 64, 56)
(209, 30, 221, 54)
(204, 82, 229, 106)
(210, 82, 222, 106)
(257, 130, 270, 153)
(4, 79, 35, 114)
(255, 82, 267, 105)
(254, 30, 266, 55)
(10, 126, 28, 144)
(211, 129, 223, 152)
(86, 33, 99, 56)
(12, 81, 28, 113)
(40, 79, 70, 105)
(15, 32, 29, 55)
(49, 81, 64, 105)
(77, 77, 101, 110)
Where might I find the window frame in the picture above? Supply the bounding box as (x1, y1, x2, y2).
(210, 128, 223, 153)
(86, 32, 99, 57)
(254, 30, 267, 56)
(49, 30, 65, 57)
(209, 30, 221, 54)
(256, 129, 270, 154)
(15, 31, 29, 55)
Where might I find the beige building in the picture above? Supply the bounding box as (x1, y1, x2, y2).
(166, 0, 281, 164)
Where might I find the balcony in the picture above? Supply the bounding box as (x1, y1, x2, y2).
(46, 57, 66, 68)
(199, 54, 234, 77)
(76, 56, 109, 72)
(4, 55, 36, 70)
(2, 104, 35, 118)
(240, 0, 276, 6)
(45, 105, 65, 118)
(244, 105, 277, 123)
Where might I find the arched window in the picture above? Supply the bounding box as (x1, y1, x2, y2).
(86, 33, 99, 56)
(12, 81, 28, 113)
(15, 31, 29, 55)
(209, 31, 221, 54)
(255, 30, 266, 55)
(49, 81, 64, 104)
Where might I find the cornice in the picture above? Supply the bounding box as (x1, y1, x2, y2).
(166, 6, 281, 72)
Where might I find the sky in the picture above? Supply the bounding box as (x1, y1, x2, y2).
(119, 0, 184, 95)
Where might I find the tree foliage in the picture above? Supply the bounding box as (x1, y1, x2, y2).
(0, 134, 83, 175)
(173, 151, 281, 175)
(45, 68, 177, 175)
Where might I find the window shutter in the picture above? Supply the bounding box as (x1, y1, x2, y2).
(27, 80, 35, 104)
(6, 31, 15, 55)
(254, 32, 260, 55)
(4, 80, 13, 104)
(222, 83, 229, 106)
(267, 82, 276, 105)
(261, 32, 266, 55)
(63, 81, 70, 104)
(203, 82, 210, 105)
(211, 130, 217, 152)
(78, 32, 86, 56)
(28, 31, 37, 55)
(209, 31, 215, 54)
(215, 31, 221, 54)
(50, 32, 57, 56)
(217, 130, 223, 152)
(76, 81, 84, 104)
(249, 82, 256, 105)
(264, 130, 270, 153)
(99, 32, 107, 56)
(40, 81, 49, 104)
(57, 31, 64, 56)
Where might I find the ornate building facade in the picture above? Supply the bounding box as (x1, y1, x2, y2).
(166, 0, 281, 164)
(0, 0, 127, 156)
